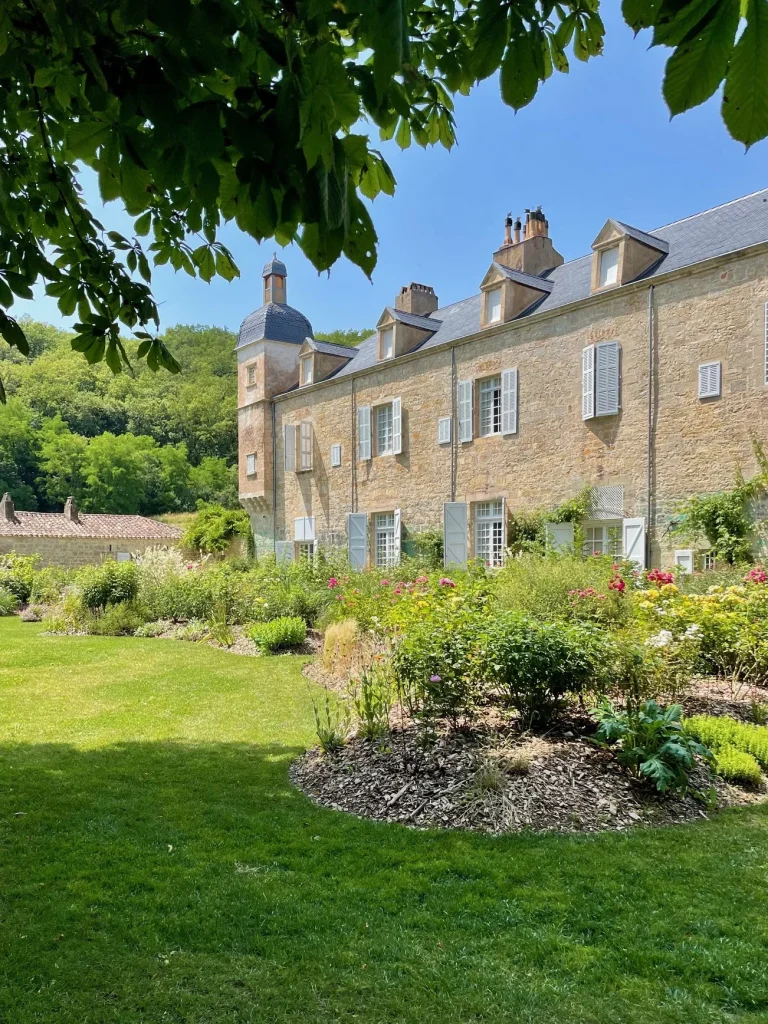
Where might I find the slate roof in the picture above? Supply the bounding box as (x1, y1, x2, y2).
(0, 512, 183, 540)
(384, 307, 443, 331)
(236, 302, 314, 349)
(492, 263, 554, 291)
(312, 189, 768, 384)
(310, 339, 356, 359)
(262, 256, 287, 277)
(613, 220, 670, 253)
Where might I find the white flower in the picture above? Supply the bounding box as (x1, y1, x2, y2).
(684, 624, 701, 638)
(646, 630, 674, 648)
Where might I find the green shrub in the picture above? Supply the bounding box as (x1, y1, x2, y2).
(0, 553, 39, 603)
(0, 587, 19, 615)
(182, 502, 252, 555)
(77, 560, 139, 611)
(89, 602, 148, 636)
(133, 620, 169, 638)
(477, 613, 606, 725)
(713, 745, 763, 785)
(595, 700, 712, 793)
(29, 566, 71, 605)
(351, 665, 393, 740)
(248, 615, 306, 653)
(312, 688, 351, 753)
(684, 714, 768, 769)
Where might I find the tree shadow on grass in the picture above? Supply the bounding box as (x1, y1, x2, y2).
(2, 740, 768, 1023)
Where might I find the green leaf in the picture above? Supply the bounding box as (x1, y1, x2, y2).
(214, 248, 239, 282)
(66, 120, 112, 160)
(395, 117, 411, 149)
(192, 244, 215, 282)
(622, 0, 663, 31)
(134, 211, 152, 236)
(652, 0, 726, 48)
(0, 276, 13, 308)
(0, 311, 29, 354)
(663, 0, 740, 114)
(500, 33, 540, 112)
(722, 0, 768, 147)
(472, 0, 509, 81)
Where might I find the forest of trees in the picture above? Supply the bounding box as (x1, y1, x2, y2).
(0, 318, 370, 516)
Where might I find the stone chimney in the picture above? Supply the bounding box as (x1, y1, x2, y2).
(0, 492, 16, 522)
(394, 282, 439, 317)
(493, 206, 564, 278)
(64, 495, 79, 523)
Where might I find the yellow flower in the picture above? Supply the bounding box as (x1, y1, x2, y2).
(660, 583, 678, 595)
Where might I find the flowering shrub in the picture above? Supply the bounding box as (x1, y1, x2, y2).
(0, 553, 39, 603)
(745, 565, 767, 584)
(646, 568, 675, 586)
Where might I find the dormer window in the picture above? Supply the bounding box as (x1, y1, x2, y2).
(300, 354, 313, 386)
(486, 286, 502, 324)
(598, 246, 619, 288)
(380, 326, 394, 361)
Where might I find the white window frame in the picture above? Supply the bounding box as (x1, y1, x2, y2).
(357, 406, 372, 461)
(458, 380, 473, 443)
(374, 511, 396, 567)
(246, 365, 256, 386)
(598, 246, 619, 288)
(376, 403, 394, 455)
(246, 452, 257, 476)
(300, 354, 313, 386)
(284, 424, 296, 472)
(703, 552, 716, 571)
(478, 376, 502, 437)
(438, 416, 452, 444)
(298, 421, 312, 471)
(330, 443, 342, 468)
(698, 361, 721, 399)
(582, 520, 622, 558)
(486, 286, 502, 324)
(674, 549, 694, 574)
(296, 541, 315, 561)
(474, 500, 505, 567)
(379, 326, 394, 361)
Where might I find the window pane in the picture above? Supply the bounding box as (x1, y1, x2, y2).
(478, 377, 501, 436)
(487, 286, 502, 323)
(377, 404, 393, 454)
(301, 356, 312, 384)
(599, 247, 619, 287)
(380, 327, 393, 359)
(375, 512, 395, 566)
(246, 453, 257, 475)
(474, 501, 503, 566)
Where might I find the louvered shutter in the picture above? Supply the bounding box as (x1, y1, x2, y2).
(438, 417, 452, 444)
(458, 380, 473, 442)
(392, 397, 402, 455)
(357, 406, 371, 461)
(347, 512, 368, 569)
(275, 541, 294, 563)
(501, 368, 518, 435)
(595, 341, 620, 416)
(284, 424, 296, 472)
(545, 521, 574, 553)
(582, 346, 595, 420)
(698, 362, 721, 398)
(393, 508, 402, 564)
(443, 502, 468, 567)
(764, 302, 768, 385)
(299, 421, 313, 470)
(622, 516, 646, 570)
(294, 517, 316, 542)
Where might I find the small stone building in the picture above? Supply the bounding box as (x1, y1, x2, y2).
(237, 192, 768, 571)
(0, 494, 182, 568)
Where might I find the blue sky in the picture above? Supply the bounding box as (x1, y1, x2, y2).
(17, 5, 768, 339)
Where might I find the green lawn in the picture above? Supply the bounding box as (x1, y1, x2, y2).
(2, 617, 768, 1023)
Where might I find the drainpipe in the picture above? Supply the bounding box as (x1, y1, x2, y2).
(271, 398, 277, 552)
(646, 285, 654, 568)
(450, 346, 457, 502)
(351, 379, 357, 513)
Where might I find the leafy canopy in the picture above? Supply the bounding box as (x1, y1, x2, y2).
(0, 1, 765, 391)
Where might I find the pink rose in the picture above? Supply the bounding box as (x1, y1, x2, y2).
(327, 577, 338, 589)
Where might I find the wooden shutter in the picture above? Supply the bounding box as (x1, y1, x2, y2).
(622, 516, 646, 570)
(595, 341, 620, 416)
(299, 421, 312, 470)
(501, 368, 518, 435)
(545, 521, 574, 553)
(284, 424, 296, 472)
(330, 443, 341, 467)
(582, 346, 595, 420)
(443, 502, 468, 567)
(393, 508, 402, 564)
(357, 406, 371, 461)
(458, 380, 473, 442)
(347, 512, 368, 568)
(674, 549, 694, 573)
(275, 540, 294, 563)
(294, 517, 316, 542)
(392, 397, 402, 455)
(698, 362, 721, 398)
(438, 417, 452, 444)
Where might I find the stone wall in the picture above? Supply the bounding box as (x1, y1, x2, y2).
(246, 248, 768, 566)
(0, 536, 179, 569)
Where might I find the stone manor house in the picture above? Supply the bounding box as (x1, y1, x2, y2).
(236, 190, 768, 571)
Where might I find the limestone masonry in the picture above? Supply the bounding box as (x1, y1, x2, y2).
(237, 193, 768, 571)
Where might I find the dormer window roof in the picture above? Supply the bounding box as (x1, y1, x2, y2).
(376, 306, 442, 362)
(479, 262, 553, 327)
(297, 338, 354, 386)
(591, 219, 668, 293)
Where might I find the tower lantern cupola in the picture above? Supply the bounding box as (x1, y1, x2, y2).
(263, 254, 287, 304)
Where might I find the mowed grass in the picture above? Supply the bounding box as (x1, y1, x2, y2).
(2, 618, 768, 1023)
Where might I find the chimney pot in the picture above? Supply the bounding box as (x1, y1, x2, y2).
(394, 281, 438, 316)
(503, 213, 513, 246)
(64, 496, 79, 523)
(0, 491, 15, 522)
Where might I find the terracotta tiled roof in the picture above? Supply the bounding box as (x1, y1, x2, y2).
(0, 511, 183, 540)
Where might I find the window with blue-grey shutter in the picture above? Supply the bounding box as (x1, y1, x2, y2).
(458, 380, 473, 442)
(698, 361, 721, 399)
(438, 417, 451, 444)
(348, 512, 368, 568)
(595, 341, 620, 416)
(284, 424, 296, 472)
(582, 346, 595, 420)
(392, 397, 402, 455)
(443, 502, 468, 567)
(330, 443, 341, 467)
(357, 406, 371, 461)
(501, 368, 518, 435)
(545, 521, 574, 553)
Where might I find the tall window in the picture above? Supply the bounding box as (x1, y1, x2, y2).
(582, 523, 621, 557)
(486, 286, 502, 324)
(474, 500, 504, 567)
(247, 365, 256, 385)
(300, 355, 313, 385)
(376, 403, 394, 455)
(380, 326, 394, 360)
(375, 512, 396, 567)
(598, 246, 619, 287)
(246, 452, 257, 476)
(478, 376, 502, 436)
